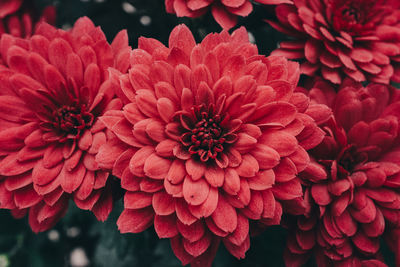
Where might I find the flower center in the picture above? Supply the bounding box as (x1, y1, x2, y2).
(331, 0, 385, 34)
(180, 104, 237, 162)
(337, 145, 358, 172)
(51, 100, 94, 141)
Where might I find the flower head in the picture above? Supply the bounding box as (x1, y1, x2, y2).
(96, 24, 330, 266)
(0, 0, 56, 39)
(285, 79, 400, 266)
(269, 0, 400, 84)
(0, 17, 131, 232)
(165, 0, 293, 29)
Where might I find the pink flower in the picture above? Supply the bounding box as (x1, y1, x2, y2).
(96, 24, 330, 266)
(165, 0, 293, 29)
(284, 79, 400, 266)
(268, 0, 400, 84)
(0, 17, 131, 232)
(0, 0, 56, 39)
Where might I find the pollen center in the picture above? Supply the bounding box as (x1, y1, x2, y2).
(51, 100, 94, 141)
(179, 104, 237, 162)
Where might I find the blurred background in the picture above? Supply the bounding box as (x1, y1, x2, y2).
(0, 0, 395, 266)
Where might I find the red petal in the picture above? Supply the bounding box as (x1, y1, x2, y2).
(295, 229, 315, 250)
(250, 145, 280, 169)
(311, 183, 331, 206)
(247, 169, 275, 191)
(188, 187, 219, 218)
(175, 198, 197, 225)
(350, 197, 376, 223)
(334, 210, 357, 236)
(272, 178, 302, 200)
(117, 208, 154, 233)
(166, 159, 186, 184)
(362, 208, 384, 237)
(211, 4, 237, 29)
(75, 171, 95, 200)
(223, 235, 250, 259)
(250, 102, 297, 127)
(222, 168, 241, 195)
(153, 191, 175, 215)
(169, 24, 196, 57)
(32, 160, 63, 186)
(211, 195, 237, 233)
(124, 191, 152, 209)
(274, 157, 297, 183)
(235, 154, 259, 177)
(0, 152, 36, 176)
(60, 163, 86, 194)
(177, 219, 205, 242)
(351, 231, 379, 254)
(14, 186, 42, 208)
(183, 176, 210, 205)
(185, 159, 206, 180)
(183, 233, 212, 257)
(227, 213, 249, 246)
(204, 165, 224, 187)
(144, 153, 171, 179)
(170, 236, 194, 266)
(259, 130, 298, 157)
(92, 187, 113, 221)
(261, 190, 276, 218)
(154, 214, 179, 238)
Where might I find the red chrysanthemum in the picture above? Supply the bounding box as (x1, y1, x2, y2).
(284, 79, 400, 266)
(0, 17, 131, 232)
(0, 0, 56, 39)
(165, 0, 293, 29)
(268, 0, 400, 84)
(96, 24, 331, 266)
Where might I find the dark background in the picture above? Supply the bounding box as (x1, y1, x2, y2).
(0, 0, 395, 266)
